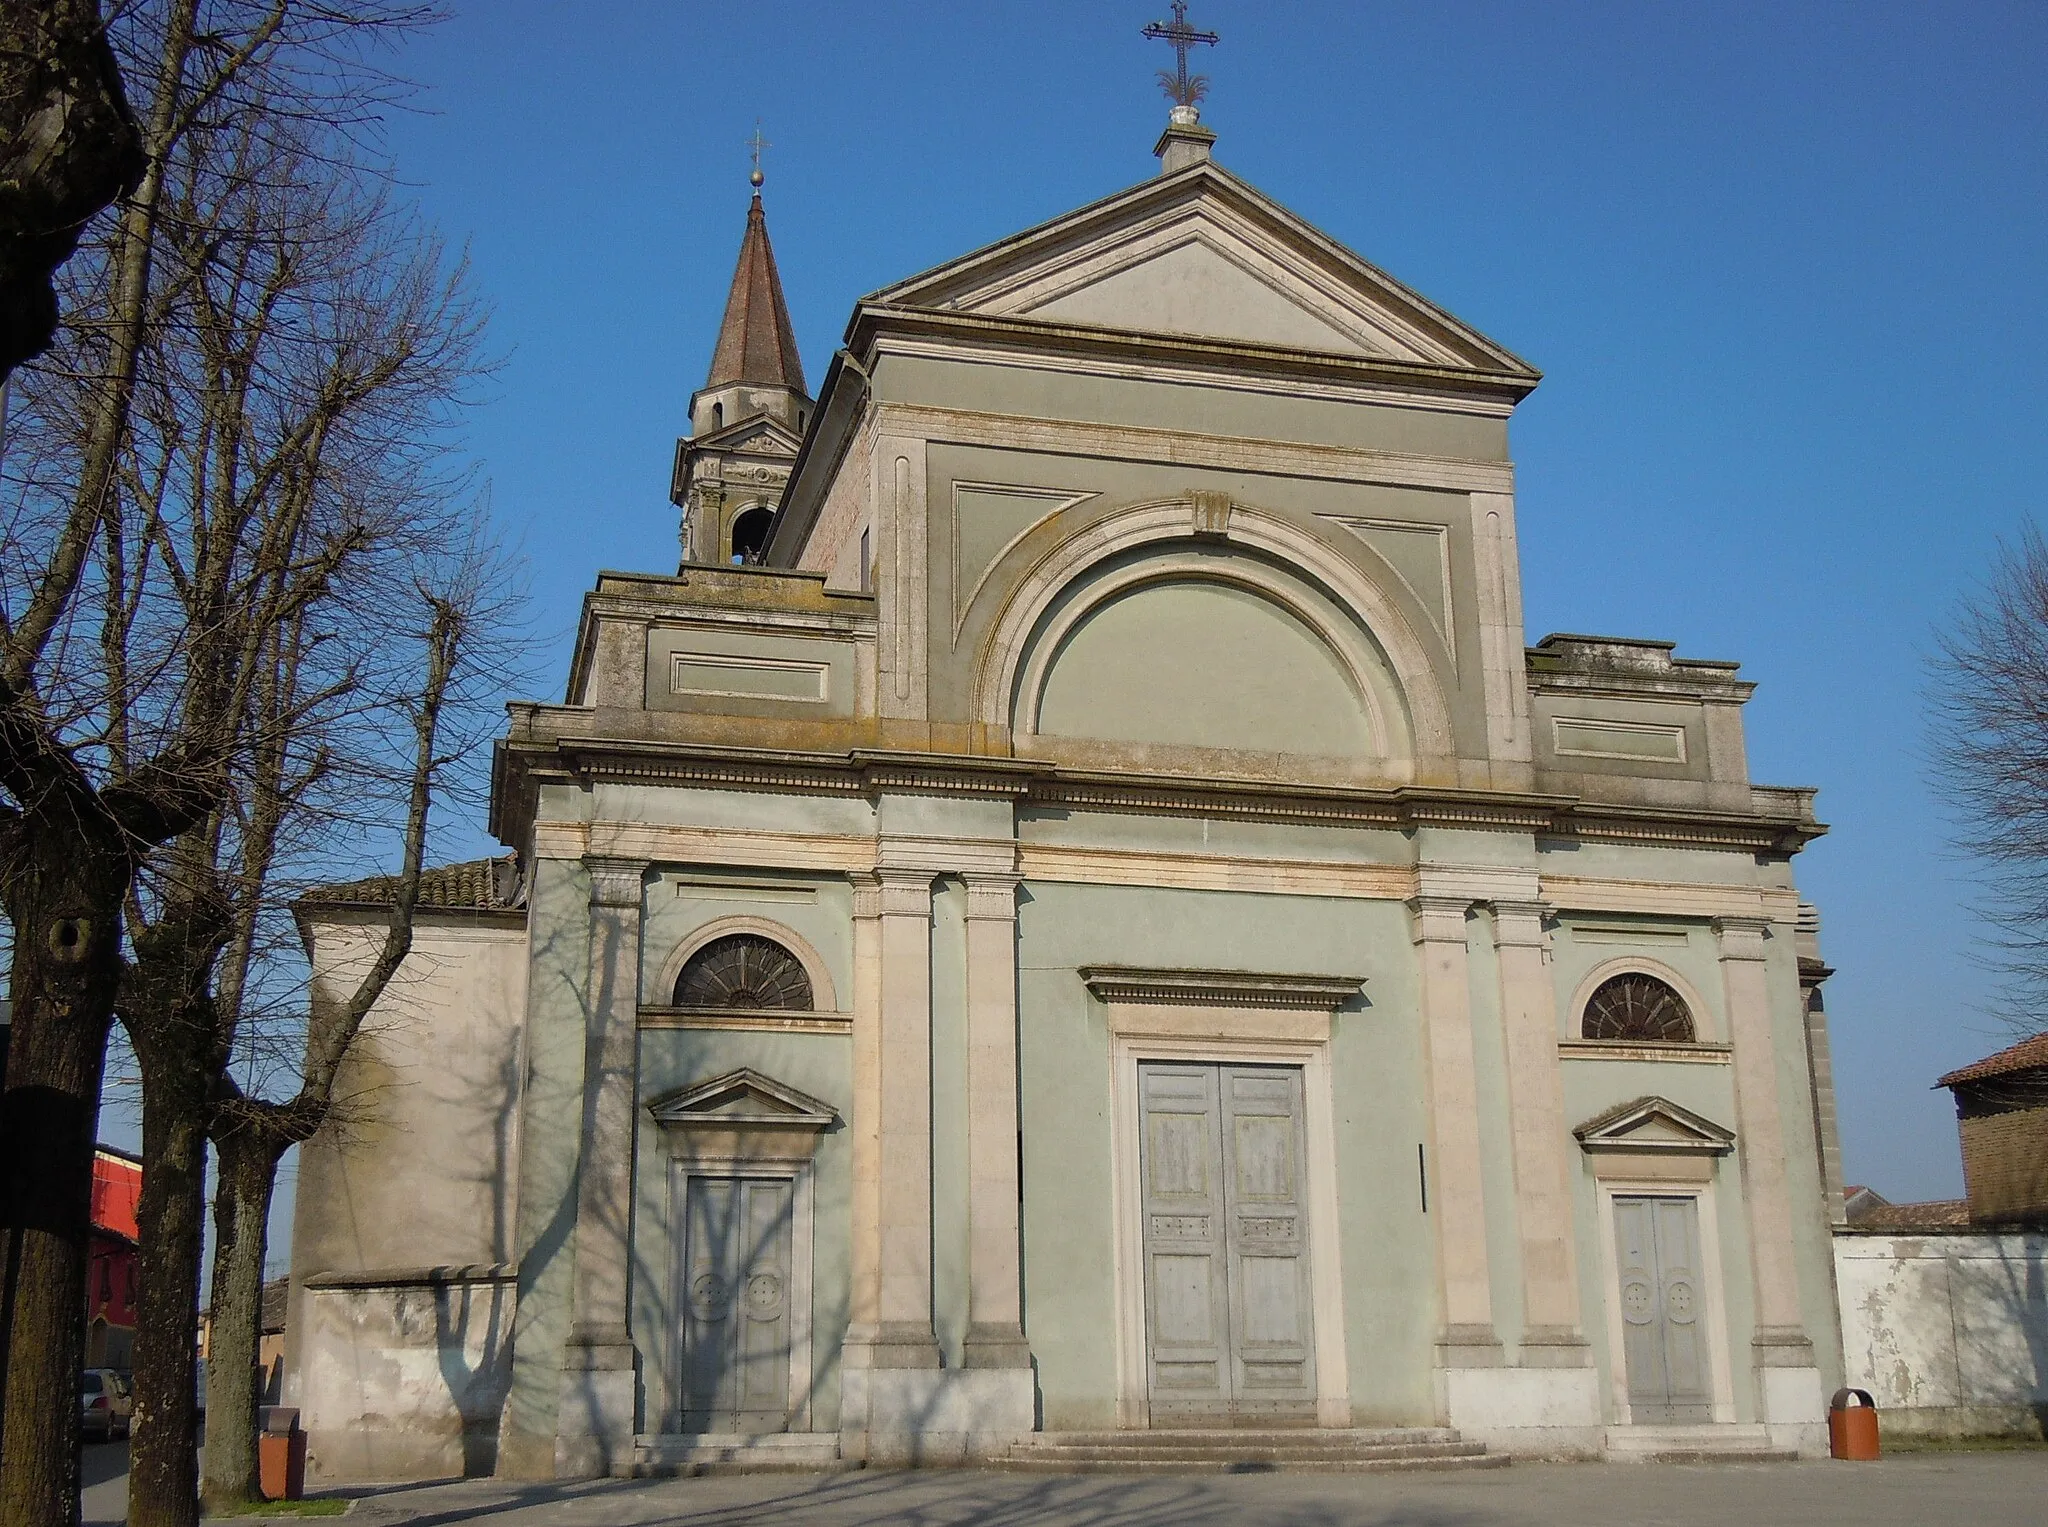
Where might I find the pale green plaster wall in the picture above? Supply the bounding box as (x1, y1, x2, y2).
(1034, 580, 1372, 755)
(501, 855, 597, 1466)
(1015, 881, 1437, 1430)
(633, 1027, 853, 1433)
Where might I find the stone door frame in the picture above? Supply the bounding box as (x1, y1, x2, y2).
(1591, 1176, 1737, 1426)
(1104, 1014, 1352, 1429)
(665, 1157, 818, 1435)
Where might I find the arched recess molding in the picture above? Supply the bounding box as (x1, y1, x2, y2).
(1034, 579, 1371, 757)
(976, 500, 1453, 778)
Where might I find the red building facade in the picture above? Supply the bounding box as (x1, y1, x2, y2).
(87, 1146, 142, 1370)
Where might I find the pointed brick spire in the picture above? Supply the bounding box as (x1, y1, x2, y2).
(706, 193, 806, 394)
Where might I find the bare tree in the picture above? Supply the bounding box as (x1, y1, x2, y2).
(0, 6, 453, 1524)
(0, 0, 144, 382)
(1934, 524, 2048, 1015)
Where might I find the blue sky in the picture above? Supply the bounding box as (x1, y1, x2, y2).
(76, 2, 2048, 1210)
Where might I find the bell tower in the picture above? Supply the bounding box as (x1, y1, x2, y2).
(671, 142, 812, 568)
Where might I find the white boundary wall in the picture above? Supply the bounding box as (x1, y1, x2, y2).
(1834, 1228, 2047, 1437)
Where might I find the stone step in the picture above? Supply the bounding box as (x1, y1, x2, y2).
(1604, 1424, 1796, 1464)
(1009, 1426, 1465, 1449)
(993, 1452, 1509, 1476)
(632, 1433, 848, 1476)
(996, 1426, 1498, 1475)
(1008, 1440, 1487, 1464)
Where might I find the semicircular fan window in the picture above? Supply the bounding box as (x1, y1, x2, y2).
(1581, 972, 1695, 1044)
(673, 933, 814, 1011)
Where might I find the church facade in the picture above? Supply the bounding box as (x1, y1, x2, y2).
(285, 112, 1849, 1480)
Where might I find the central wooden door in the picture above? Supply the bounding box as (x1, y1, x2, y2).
(1138, 1061, 1316, 1425)
(676, 1175, 794, 1433)
(1613, 1195, 1712, 1423)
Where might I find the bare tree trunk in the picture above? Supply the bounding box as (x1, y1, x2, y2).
(0, 789, 128, 1527)
(200, 1128, 283, 1510)
(125, 1032, 212, 1527)
(0, 0, 144, 382)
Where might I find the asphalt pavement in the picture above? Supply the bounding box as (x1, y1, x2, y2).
(79, 1447, 2048, 1526)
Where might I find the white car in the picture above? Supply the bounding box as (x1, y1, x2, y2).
(80, 1370, 132, 1442)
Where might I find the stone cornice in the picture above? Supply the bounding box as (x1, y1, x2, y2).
(850, 304, 1536, 410)
(493, 736, 1827, 857)
(1079, 966, 1365, 1010)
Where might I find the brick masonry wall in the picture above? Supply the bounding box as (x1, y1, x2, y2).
(1959, 1105, 2048, 1223)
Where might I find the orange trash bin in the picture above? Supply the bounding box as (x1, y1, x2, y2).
(1829, 1387, 1881, 1460)
(258, 1407, 307, 1500)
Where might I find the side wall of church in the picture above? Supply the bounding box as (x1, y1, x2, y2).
(287, 910, 528, 1483)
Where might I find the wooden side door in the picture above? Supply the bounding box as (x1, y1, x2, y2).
(1614, 1194, 1713, 1424)
(1138, 1062, 1233, 1421)
(1221, 1064, 1318, 1421)
(677, 1175, 794, 1433)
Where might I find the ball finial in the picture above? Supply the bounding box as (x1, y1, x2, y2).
(750, 168, 764, 189)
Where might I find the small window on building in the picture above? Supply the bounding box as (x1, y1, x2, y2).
(1582, 972, 1696, 1044)
(859, 527, 872, 592)
(712, 402, 724, 429)
(730, 506, 773, 565)
(674, 934, 814, 1011)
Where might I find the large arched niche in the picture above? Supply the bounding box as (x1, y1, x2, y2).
(1031, 572, 1373, 756)
(979, 501, 1453, 777)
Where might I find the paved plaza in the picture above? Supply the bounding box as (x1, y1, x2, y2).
(321, 1455, 2045, 1527)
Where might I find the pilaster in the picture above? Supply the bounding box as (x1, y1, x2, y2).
(962, 872, 1031, 1369)
(1715, 915, 1825, 1442)
(1490, 900, 1591, 1365)
(1408, 892, 1501, 1367)
(873, 866, 942, 1367)
(554, 856, 645, 1478)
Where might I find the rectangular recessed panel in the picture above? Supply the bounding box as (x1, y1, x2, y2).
(1232, 1116, 1295, 1200)
(1236, 1255, 1303, 1346)
(671, 651, 829, 703)
(1239, 1360, 1309, 1390)
(1553, 716, 1687, 763)
(1151, 1254, 1219, 1346)
(1154, 1361, 1221, 1391)
(1147, 1113, 1213, 1197)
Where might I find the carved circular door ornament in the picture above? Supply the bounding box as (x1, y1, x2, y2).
(1621, 1276, 1656, 1323)
(689, 1271, 732, 1321)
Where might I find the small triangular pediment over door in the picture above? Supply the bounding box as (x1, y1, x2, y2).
(648, 1067, 835, 1130)
(1574, 1096, 1736, 1156)
(866, 162, 1538, 379)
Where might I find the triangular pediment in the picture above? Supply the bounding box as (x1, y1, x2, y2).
(866, 162, 1536, 378)
(646, 1067, 836, 1130)
(1575, 1096, 1735, 1155)
(693, 417, 802, 456)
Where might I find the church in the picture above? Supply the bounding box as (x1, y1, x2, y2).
(283, 87, 1850, 1480)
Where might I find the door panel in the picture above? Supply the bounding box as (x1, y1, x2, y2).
(1220, 1066, 1316, 1417)
(1139, 1061, 1317, 1423)
(678, 1175, 794, 1433)
(1139, 1064, 1231, 1418)
(1613, 1194, 1712, 1424)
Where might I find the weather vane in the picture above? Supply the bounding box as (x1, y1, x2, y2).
(1142, 1, 1219, 110)
(746, 120, 769, 190)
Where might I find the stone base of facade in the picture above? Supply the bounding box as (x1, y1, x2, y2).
(1757, 1363, 1828, 1456)
(839, 1367, 1036, 1465)
(554, 1344, 638, 1478)
(1440, 1365, 1604, 1459)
